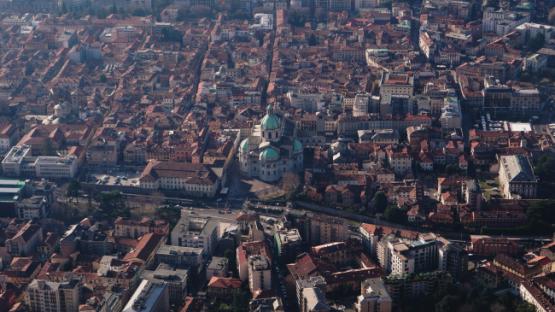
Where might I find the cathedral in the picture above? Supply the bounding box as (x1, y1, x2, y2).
(238, 105, 303, 182)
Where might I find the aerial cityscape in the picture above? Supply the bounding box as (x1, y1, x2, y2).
(0, 0, 555, 311)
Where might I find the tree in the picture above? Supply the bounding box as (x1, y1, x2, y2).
(132, 8, 147, 17)
(549, 7, 555, 25)
(535, 154, 555, 182)
(383, 205, 407, 224)
(67, 180, 81, 203)
(435, 295, 461, 312)
(371, 191, 388, 213)
(97, 191, 128, 220)
(534, 154, 555, 197)
(224, 248, 237, 277)
(156, 204, 181, 228)
(307, 33, 318, 46)
(529, 33, 545, 51)
(288, 9, 307, 27)
(525, 200, 555, 234)
(516, 302, 537, 312)
(281, 172, 300, 200)
(99, 74, 107, 83)
(445, 164, 459, 175)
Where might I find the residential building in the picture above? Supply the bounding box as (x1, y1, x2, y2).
(26, 279, 80, 312)
(155, 244, 203, 269)
(300, 287, 330, 312)
(356, 278, 392, 312)
(142, 264, 188, 306)
(275, 228, 303, 264)
(6, 221, 43, 257)
(206, 257, 229, 279)
(379, 72, 414, 109)
(170, 210, 219, 256)
(248, 255, 272, 293)
(122, 279, 169, 312)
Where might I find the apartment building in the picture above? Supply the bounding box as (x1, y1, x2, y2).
(356, 278, 392, 312)
(122, 279, 169, 312)
(170, 210, 219, 256)
(26, 279, 80, 312)
(379, 72, 414, 108)
(248, 255, 272, 294)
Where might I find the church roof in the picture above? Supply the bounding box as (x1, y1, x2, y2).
(259, 146, 280, 162)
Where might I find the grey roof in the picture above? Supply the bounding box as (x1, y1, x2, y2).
(500, 155, 537, 183)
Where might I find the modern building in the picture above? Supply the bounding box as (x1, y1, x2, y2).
(26, 279, 80, 312)
(300, 287, 330, 312)
(1, 145, 78, 179)
(378, 233, 440, 276)
(356, 278, 392, 312)
(353, 93, 371, 117)
(122, 279, 169, 312)
(439, 96, 462, 129)
(206, 256, 229, 279)
(274, 228, 303, 264)
(155, 244, 204, 269)
(498, 154, 538, 199)
(170, 209, 219, 256)
(238, 105, 303, 183)
(142, 264, 188, 306)
(248, 255, 272, 294)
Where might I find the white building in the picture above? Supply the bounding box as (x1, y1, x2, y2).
(139, 160, 220, 197)
(439, 96, 462, 129)
(356, 278, 392, 312)
(301, 287, 330, 312)
(1, 145, 78, 179)
(482, 8, 530, 36)
(379, 72, 414, 107)
(122, 279, 169, 312)
(26, 279, 80, 312)
(239, 105, 303, 183)
(378, 233, 440, 276)
(35, 155, 78, 179)
(498, 154, 538, 199)
(353, 93, 371, 117)
(248, 255, 272, 293)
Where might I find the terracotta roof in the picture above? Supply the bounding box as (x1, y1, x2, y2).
(123, 233, 164, 263)
(207, 277, 242, 289)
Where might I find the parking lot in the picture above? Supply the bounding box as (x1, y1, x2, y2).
(90, 170, 142, 187)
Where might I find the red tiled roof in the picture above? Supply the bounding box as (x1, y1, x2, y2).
(207, 277, 242, 289)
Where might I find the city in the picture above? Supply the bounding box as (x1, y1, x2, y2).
(0, 0, 554, 311)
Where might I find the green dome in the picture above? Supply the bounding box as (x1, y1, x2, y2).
(261, 114, 280, 131)
(259, 147, 280, 162)
(240, 139, 249, 153)
(293, 139, 303, 154)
